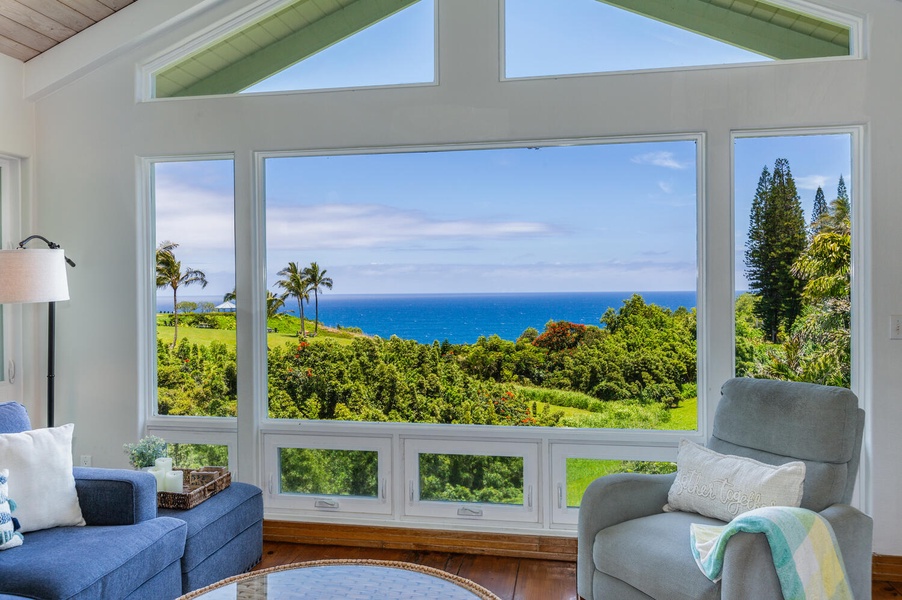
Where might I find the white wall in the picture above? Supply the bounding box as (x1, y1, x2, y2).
(0, 54, 33, 158)
(20, 0, 902, 553)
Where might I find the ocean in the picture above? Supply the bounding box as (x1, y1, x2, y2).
(159, 291, 696, 345)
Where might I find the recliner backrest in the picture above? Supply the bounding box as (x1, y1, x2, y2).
(708, 378, 864, 510)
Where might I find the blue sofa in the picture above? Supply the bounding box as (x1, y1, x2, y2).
(0, 402, 263, 599)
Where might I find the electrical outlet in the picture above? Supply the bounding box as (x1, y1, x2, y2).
(80, 455, 92, 467)
(892, 316, 902, 340)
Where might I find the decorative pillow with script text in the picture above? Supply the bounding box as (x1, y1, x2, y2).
(664, 439, 805, 522)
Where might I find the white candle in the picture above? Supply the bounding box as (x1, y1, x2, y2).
(164, 470, 184, 493)
(155, 457, 173, 472)
(149, 466, 166, 492)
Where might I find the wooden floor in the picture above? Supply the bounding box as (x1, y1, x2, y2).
(258, 541, 901, 599)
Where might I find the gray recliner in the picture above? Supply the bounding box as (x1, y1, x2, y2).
(577, 377, 872, 600)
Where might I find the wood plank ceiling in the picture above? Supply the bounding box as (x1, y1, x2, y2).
(0, 0, 136, 62)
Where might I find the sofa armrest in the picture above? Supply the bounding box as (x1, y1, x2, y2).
(73, 467, 158, 525)
(577, 472, 675, 600)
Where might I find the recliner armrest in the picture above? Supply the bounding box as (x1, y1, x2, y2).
(819, 504, 873, 600)
(577, 472, 676, 600)
(73, 467, 158, 525)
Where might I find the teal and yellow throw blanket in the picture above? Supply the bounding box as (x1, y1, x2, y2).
(691, 506, 852, 600)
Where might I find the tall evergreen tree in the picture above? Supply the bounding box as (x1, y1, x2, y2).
(836, 174, 848, 203)
(811, 186, 827, 233)
(744, 158, 807, 343)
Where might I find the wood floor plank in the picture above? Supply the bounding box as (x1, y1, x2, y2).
(512, 558, 578, 600)
(457, 554, 519, 600)
(874, 580, 902, 598)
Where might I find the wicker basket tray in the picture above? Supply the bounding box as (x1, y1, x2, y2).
(157, 466, 231, 510)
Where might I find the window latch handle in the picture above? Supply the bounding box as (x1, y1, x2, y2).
(457, 506, 483, 517)
(314, 498, 340, 509)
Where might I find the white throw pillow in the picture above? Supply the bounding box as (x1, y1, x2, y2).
(664, 439, 805, 522)
(0, 424, 85, 532)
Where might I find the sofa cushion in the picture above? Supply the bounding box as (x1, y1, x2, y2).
(595, 511, 723, 600)
(0, 424, 85, 532)
(0, 517, 186, 599)
(158, 481, 263, 591)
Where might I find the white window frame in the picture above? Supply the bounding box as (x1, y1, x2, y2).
(403, 437, 540, 524)
(264, 433, 393, 517)
(0, 157, 23, 403)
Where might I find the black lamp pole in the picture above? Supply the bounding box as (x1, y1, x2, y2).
(17, 235, 75, 427)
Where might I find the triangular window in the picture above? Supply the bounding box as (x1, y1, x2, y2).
(152, 0, 434, 99)
(505, 0, 855, 79)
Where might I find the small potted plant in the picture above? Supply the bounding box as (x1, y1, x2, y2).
(123, 435, 168, 469)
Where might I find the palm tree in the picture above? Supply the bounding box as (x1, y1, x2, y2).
(302, 262, 333, 335)
(276, 262, 311, 336)
(156, 241, 208, 346)
(266, 291, 286, 320)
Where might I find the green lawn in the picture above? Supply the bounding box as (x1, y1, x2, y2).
(157, 318, 358, 348)
(663, 396, 698, 430)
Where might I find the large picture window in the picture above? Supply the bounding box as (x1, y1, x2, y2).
(263, 141, 700, 433)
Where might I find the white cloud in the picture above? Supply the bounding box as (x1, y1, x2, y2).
(795, 175, 829, 191)
(658, 181, 674, 194)
(631, 151, 690, 170)
(322, 258, 697, 294)
(155, 176, 234, 250)
(265, 203, 557, 250)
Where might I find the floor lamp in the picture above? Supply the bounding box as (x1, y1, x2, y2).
(0, 236, 74, 427)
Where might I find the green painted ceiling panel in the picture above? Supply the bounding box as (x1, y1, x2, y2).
(598, 0, 850, 60)
(155, 0, 419, 98)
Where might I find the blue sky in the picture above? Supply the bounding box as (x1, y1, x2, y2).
(154, 1, 853, 299)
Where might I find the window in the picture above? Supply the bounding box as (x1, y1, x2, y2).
(256, 139, 700, 524)
(734, 132, 854, 388)
(150, 0, 435, 98)
(264, 434, 392, 516)
(152, 159, 236, 417)
(504, 0, 855, 79)
(263, 142, 699, 431)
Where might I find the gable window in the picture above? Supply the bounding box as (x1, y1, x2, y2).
(504, 0, 856, 79)
(150, 0, 435, 98)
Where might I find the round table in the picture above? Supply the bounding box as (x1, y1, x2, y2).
(179, 559, 502, 600)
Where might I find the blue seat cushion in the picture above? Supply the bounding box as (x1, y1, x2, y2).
(158, 481, 262, 591)
(0, 517, 186, 599)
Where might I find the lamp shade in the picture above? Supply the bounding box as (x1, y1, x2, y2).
(0, 249, 70, 304)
